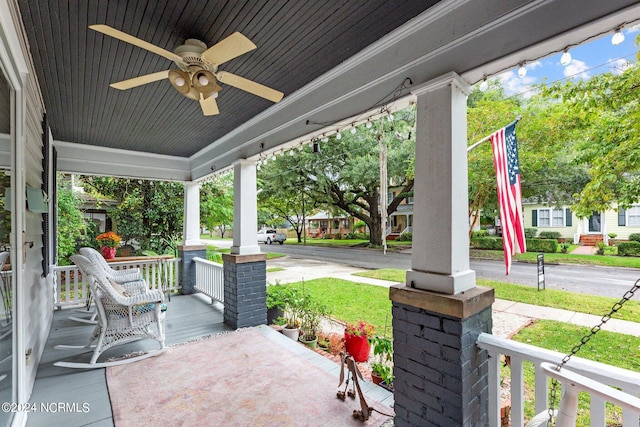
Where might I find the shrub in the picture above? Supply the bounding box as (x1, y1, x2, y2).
(524, 228, 537, 238)
(539, 231, 561, 239)
(344, 232, 366, 240)
(333, 233, 342, 240)
(472, 229, 489, 238)
(395, 232, 412, 242)
(560, 243, 570, 253)
(596, 241, 606, 255)
(470, 237, 504, 250)
(629, 233, 640, 242)
(526, 238, 558, 253)
(608, 233, 617, 239)
(617, 241, 640, 256)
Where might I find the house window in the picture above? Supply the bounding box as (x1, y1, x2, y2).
(628, 206, 640, 226)
(405, 195, 413, 204)
(387, 191, 395, 204)
(535, 208, 568, 227)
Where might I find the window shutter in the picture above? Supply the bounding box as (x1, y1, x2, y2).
(41, 116, 49, 277)
(532, 210, 537, 227)
(565, 208, 572, 227)
(619, 208, 626, 226)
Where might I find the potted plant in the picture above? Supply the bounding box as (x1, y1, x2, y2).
(344, 320, 374, 362)
(266, 283, 292, 325)
(281, 288, 303, 341)
(369, 335, 394, 388)
(96, 231, 121, 260)
(299, 297, 328, 349)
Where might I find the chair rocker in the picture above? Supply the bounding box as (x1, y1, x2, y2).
(55, 254, 166, 368)
(68, 247, 145, 325)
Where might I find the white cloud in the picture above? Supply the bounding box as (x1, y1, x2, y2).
(609, 58, 634, 75)
(627, 24, 640, 34)
(563, 59, 590, 80)
(527, 60, 543, 70)
(498, 70, 537, 98)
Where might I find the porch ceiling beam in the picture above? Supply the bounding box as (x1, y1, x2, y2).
(189, 0, 640, 181)
(54, 140, 191, 181)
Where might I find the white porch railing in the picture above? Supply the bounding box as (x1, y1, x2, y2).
(54, 256, 181, 309)
(193, 257, 224, 303)
(477, 332, 640, 427)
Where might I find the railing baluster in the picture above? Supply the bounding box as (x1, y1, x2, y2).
(511, 356, 525, 427)
(487, 349, 500, 427)
(534, 363, 548, 415)
(590, 396, 605, 426)
(193, 257, 224, 303)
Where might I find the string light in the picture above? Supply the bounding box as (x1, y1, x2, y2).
(612, 27, 625, 45)
(366, 120, 372, 129)
(560, 50, 572, 66)
(479, 78, 488, 92)
(387, 113, 394, 122)
(517, 63, 527, 78)
(350, 125, 357, 134)
(336, 131, 342, 140)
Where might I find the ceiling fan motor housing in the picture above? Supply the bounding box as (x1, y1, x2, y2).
(175, 39, 215, 72)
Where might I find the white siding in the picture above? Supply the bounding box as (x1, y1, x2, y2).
(522, 204, 575, 239)
(10, 2, 53, 401)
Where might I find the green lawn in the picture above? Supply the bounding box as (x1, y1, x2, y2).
(285, 238, 410, 248)
(472, 248, 640, 268)
(282, 278, 393, 337)
(353, 268, 640, 321)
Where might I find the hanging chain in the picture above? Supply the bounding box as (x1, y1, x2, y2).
(547, 278, 640, 426)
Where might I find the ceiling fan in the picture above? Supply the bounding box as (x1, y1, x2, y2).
(89, 25, 284, 116)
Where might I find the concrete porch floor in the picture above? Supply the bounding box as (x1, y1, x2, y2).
(26, 293, 392, 426)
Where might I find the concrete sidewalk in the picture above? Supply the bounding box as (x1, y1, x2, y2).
(267, 256, 640, 337)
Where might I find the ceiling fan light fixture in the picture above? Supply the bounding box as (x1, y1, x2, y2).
(192, 70, 219, 94)
(168, 70, 191, 94)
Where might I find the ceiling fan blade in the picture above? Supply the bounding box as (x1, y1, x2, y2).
(199, 94, 219, 116)
(216, 71, 283, 103)
(110, 70, 170, 90)
(201, 32, 256, 66)
(90, 24, 183, 64)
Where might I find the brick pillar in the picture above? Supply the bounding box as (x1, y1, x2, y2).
(222, 253, 267, 329)
(178, 245, 206, 294)
(390, 285, 494, 427)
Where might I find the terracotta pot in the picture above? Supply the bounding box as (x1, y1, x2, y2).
(344, 332, 370, 362)
(101, 246, 116, 260)
(371, 372, 383, 385)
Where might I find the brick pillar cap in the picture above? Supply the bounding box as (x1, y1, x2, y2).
(222, 253, 267, 263)
(390, 284, 494, 319)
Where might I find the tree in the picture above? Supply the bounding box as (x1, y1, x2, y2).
(467, 81, 590, 236)
(201, 173, 234, 238)
(540, 49, 640, 218)
(56, 177, 86, 263)
(258, 107, 415, 246)
(81, 177, 184, 254)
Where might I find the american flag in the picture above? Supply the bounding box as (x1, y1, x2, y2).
(490, 122, 526, 275)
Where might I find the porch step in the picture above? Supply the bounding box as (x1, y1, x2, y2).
(579, 235, 603, 246)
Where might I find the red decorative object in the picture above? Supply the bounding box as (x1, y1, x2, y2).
(344, 332, 370, 362)
(101, 246, 116, 260)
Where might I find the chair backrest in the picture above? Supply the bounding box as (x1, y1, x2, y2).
(79, 247, 112, 273)
(70, 254, 118, 301)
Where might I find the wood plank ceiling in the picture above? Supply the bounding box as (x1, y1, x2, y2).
(17, 0, 439, 157)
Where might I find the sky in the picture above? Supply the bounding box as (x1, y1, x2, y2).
(496, 26, 639, 98)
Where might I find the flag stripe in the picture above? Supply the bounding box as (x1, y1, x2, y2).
(490, 123, 526, 275)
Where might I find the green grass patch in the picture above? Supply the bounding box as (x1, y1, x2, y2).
(267, 267, 284, 273)
(354, 269, 640, 322)
(282, 278, 393, 337)
(471, 248, 640, 268)
(512, 320, 640, 425)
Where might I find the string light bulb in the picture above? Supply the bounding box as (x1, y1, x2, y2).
(366, 120, 372, 129)
(271, 154, 276, 161)
(289, 149, 295, 156)
(479, 78, 488, 92)
(336, 131, 342, 140)
(612, 28, 625, 45)
(560, 50, 572, 66)
(350, 126, 357, 134)
(517, 63, 527, 78)
(387, 113, 394, 122)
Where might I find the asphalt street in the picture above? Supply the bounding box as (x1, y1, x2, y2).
(206, 239, 640, 299)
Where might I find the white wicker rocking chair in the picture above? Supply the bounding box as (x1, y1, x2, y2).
(69, 247, 145, 325)
(55, 254, 166, 368)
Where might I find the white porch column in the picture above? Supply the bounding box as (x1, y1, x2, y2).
(231, 159, 260, 255)
(390, 72, 494, 427)
(406, 72, 475, 295)
(183, 181, 201, 246)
